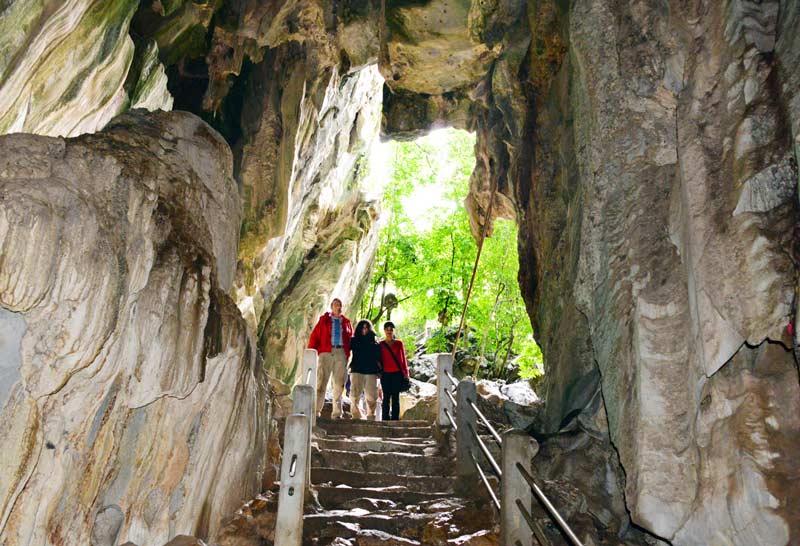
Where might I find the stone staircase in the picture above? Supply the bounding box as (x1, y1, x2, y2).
(303, 413, 499, 545)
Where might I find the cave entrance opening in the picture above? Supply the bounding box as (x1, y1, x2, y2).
(358, 128, 543, 382)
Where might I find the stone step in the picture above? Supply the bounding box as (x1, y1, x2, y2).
(312, 449, 453, 476)
(316, 421, 432, 439)
(303, 509, 437, 541)
(311, 468, 455, 493)
(316, 437, 435, 455)
(321, 434, 433, 445)
(315, 485, 453, 508)
(307, 527, 421, 546)
(317, 417, 431, 428)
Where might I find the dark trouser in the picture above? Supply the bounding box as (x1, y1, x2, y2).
(380, 371, 403, 421)
(382, 391, 400, 421)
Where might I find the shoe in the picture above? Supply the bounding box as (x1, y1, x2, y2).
(332, 414, 343, 420)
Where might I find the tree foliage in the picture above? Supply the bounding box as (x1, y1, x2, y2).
(360, 129, 543, 379)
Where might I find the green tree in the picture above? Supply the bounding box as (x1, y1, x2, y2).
(361, 129, 543, 379)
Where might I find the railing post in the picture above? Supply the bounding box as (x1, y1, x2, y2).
(501, 430, 539, 546)
(292, 385, 315, 416)
(274, 414, 310, 546)
(436, 353, 454, 427)
(455, 379, 478, 478)
(302, 349, 318, 426)
(292, 384, 315, 483)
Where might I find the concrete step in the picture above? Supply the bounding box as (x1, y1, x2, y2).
(316, 421, 432, 439)
(305, 527, 421, 546)
(317, 417, 431, 428)
(316, 437, 435, 455)
(303, 509, 437, 540)
(315, 485, 453, 508)
(312, 449, 453, 476)
(311, 468, 455, 493)
(320, 434, 433, 445)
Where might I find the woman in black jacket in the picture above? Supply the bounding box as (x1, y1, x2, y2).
(349, 320, 382, 420)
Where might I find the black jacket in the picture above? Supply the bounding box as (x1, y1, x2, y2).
(349, 333, 382, 374)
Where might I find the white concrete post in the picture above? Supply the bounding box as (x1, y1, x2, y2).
(274, 414, 310, 546)
(436, 353, 455, 427)
(455, 379, 478, 478)
(292, 385, 315, 416)
(292, 384, 314, 483)
(501, 430, 539, 546)
(302, 349, 318, 425)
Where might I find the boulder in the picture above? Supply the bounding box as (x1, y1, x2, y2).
(408, 355, 437, 382)
(0, 110, 270, 546)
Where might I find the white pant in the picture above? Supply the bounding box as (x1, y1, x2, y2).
(316, 348, 347, 417)
(350, 373, 379, 420)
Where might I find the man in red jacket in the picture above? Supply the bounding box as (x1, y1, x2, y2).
(308, 298, 353, 418)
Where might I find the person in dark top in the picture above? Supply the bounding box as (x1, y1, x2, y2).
(349, 320, 382, 420)
(379, 321, 410, 421)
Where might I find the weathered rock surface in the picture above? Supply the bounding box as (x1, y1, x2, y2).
(0, 0, 172, 136)
(461, 1, 800, 544)
(245, 64, 384, 382)
(527, 399, 669, 546)
(129, 0, 386, 382)
(0, 110, 269, 545)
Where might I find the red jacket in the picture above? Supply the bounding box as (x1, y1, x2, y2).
(379, 339, 409, 376)
(308, 313, 353, 358)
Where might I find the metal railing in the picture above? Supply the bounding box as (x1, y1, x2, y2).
(275, 349, 319, 546)
(436, 354, 585, 546)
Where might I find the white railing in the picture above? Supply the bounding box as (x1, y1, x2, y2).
(436, 354, 585, 546)
(274, 349, 319, 546)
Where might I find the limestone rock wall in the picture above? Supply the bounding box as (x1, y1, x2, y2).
(0, 0, 172, 137)
(246, 63, 382, 382)
(130, 0, 385, 382)
(0, 111, 269, 546)
(379, 0, 800, 542)
(480, 1, 800, 544)
(234, 63, 384, 354)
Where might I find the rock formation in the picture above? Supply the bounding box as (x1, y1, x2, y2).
(380, 0, 800, 543)
(129, 0, 385, 378)
(463, 1, 800, 545)
(0, 111, 269, 545)
(0, 0, 172, 136)
(0, 0, 799, 545)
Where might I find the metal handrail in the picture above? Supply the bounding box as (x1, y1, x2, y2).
(468, 423, 502, 478)
(444, 407, 458, 430)
(445, 369, 458, 388)
(470, 449, 500, 510)
(515, 498, 553, 546)
(437, 354, 584, 546)
(516, 462, 584, 546)
(468, 400, 502, 446)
